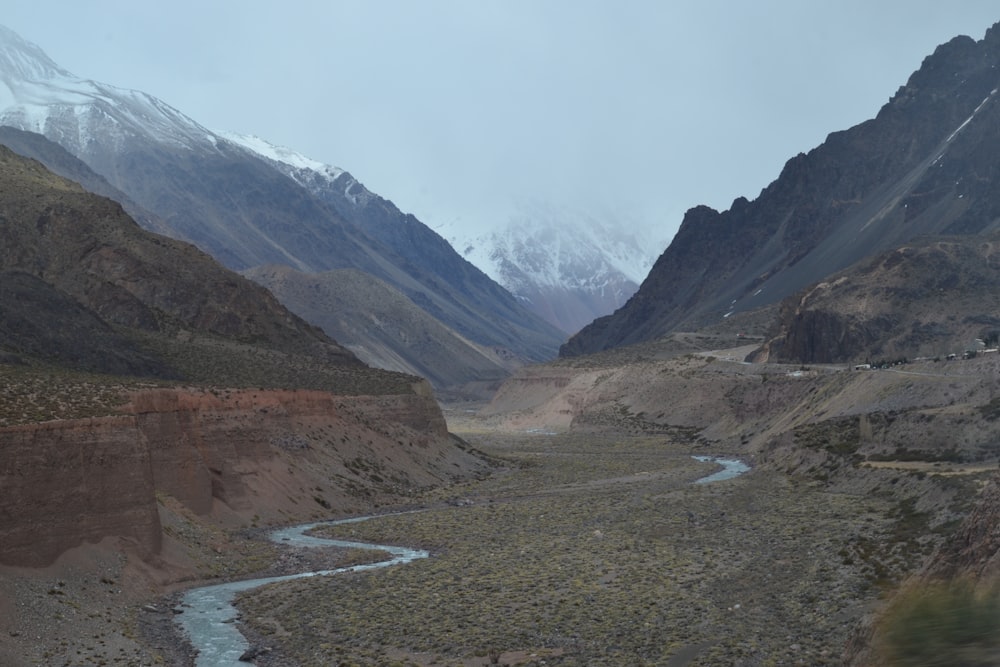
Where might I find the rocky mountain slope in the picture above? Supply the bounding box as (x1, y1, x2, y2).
(0, 143, 383, 386)
(225, 133, 565, 373)
(564, 21, 1000, 357)
(751, 234, 1000, 364)
(0, 25, 564, 387)
(0, 386, 485, 569)
(439, 203, 663, 334)
(243, 264, 519, 397)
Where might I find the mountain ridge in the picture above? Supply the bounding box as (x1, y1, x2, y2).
(563, 22, 1000, 357)
(0, 26, 564, 389)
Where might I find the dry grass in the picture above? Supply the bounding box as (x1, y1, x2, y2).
(234, 432, 950, 666)
(0, 363, 165, 426)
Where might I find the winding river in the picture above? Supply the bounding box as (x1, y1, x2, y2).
(177, 515, 428, 666)
(177, 456, 749, 665)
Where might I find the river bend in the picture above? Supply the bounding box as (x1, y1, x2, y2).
(177, 456, 748, 665)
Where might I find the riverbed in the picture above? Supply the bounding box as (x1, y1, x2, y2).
(177, 447, 754, 665)
(177, 516, 428, 666)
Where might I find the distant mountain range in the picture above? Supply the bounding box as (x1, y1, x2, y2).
(0, 25, 563, 393)
(563, 21, 1000, 360)
(439, 204, 664, 335)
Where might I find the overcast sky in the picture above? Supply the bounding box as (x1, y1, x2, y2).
(4, 2, 999, 246)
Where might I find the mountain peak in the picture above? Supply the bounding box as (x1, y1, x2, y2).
(439, 203, 664, 334)
(0, 25, 71, 83)
(0, 25, 217, 152)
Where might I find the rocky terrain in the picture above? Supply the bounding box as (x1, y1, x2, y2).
(751, 234, 1000, 364)
(564, 22, 1000, 357)
(243, 265, 517, 398)
(0, 379, 496, 666)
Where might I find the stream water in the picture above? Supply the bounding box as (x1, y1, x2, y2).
(691, 455, 751, 484)
(176, 515, 428, 666)
(177, 458, 749, 665)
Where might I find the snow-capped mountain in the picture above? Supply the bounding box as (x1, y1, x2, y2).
(441, 203, 666, 334)
(0, 25, 565, 387)
(221, 131, 375, 212)
(226, 131, 668, 336)
(0, 25, 218, 158)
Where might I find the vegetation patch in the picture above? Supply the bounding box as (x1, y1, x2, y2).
(875, 579, 1000, 666)
(235, 432, 914, 666)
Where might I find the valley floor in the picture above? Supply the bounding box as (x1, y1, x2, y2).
(231, 424, 924, 667)
(3, 404, 986, 666)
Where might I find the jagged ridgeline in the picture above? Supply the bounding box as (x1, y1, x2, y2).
(564, 22, 1000, 359)
(0, 145, 420, 395)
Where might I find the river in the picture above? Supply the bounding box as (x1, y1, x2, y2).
(177, 456, 749, 665)
(176, 515, 428, 666)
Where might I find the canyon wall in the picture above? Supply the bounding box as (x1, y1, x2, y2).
(0, 415, 161, 568)
(0, 385, 486, 568)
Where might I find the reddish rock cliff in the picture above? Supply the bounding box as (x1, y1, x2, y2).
(0, 415, 161, 568)
(0, 385, 488, 568)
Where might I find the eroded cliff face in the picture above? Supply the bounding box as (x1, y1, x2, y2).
(0, 385, 487, 568)
(0, 415, 162, 568)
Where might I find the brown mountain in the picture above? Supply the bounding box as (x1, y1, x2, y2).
(0, 143, 418, 393)
(563, 21, 1000, 357)
(751, 235, 1000, 364)
(244, 264, 519, 396)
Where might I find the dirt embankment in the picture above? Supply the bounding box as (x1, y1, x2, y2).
(0, 384, 493, 665)
(483, 348, 1000, 458)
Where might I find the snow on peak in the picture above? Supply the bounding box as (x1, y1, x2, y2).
(0, 25, 217, 152)
(220, 131, 345, 181)
(442, 201, 665, 291)
(0, 25, 71, 82)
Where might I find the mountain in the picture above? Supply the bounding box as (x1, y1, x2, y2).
(563, 22, 1000, 357)
(751, 234, 1000, 364)
(0, 25, 564, 387)
(223, 133, 565, 364)
(439, 203, 663, 335)
(0, 142, 457, 398)
(243, 264, 519, 397)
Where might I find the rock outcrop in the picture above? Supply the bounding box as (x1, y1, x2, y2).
(751, 236, 1000, 364)
(0, 414, 162, 568)
(0, 385, 490, 568)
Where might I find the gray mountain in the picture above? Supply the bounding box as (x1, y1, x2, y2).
(563, 21, 1000, 358)
(0, 25, 564, 386)
(438, 203, 662, 335)
(243, 265, 519, 398)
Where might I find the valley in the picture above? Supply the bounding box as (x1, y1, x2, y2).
(232, 429, 895, 666)
(0, 338, 997, 665)
(224, 345, 997, 666)
(3, 17, 1000, 667)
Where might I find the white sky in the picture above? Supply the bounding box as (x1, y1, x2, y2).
(3, 1, 999, 246)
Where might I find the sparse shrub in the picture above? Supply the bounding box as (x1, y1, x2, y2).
(876, 579, 1000, 666)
